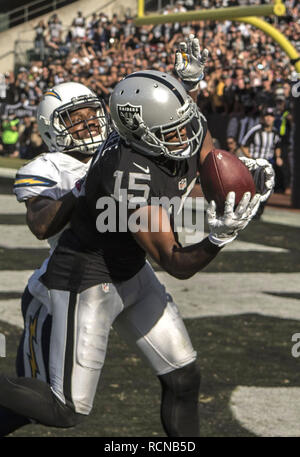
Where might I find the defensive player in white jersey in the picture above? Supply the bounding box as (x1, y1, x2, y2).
(0, 36, 275, 437)
(0, 81, 110, 435)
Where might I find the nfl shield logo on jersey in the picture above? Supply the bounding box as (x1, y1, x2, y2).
(117, 103, 142, 131)
(178, 178, 187, 191)
(102, 283, 110, 293)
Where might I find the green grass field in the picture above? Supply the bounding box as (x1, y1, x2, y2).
(0, 157, 27, 169)
(0, 176, 300, 437)
(1, 313, 299, 437)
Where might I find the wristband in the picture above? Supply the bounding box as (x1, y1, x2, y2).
(181, 75, 204, 92)
(208, 232, 237, 247)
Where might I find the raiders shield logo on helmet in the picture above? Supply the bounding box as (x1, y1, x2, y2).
(117, 103, 142, 131)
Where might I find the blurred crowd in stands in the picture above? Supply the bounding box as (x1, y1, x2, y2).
(0, 0, 299, 193)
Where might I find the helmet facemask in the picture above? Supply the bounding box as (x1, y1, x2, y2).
(151, 99, 203, 160)
(52, 95, 109, 155)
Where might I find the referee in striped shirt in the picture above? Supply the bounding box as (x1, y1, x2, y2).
(241, 106, 282, 218)
(241, 106, 283, 166)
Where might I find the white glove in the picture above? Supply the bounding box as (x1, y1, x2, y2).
(239, 157, 275, 203)
(207, 191, 261, 247)
(174, 34, 209, 92)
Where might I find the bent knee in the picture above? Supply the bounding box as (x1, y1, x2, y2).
(53, 399, 87, 428)
(159, 361, 201, 395)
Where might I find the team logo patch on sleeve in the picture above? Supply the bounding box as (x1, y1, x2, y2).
(14, 174, 57, 188)
(117, 103, 142, 131)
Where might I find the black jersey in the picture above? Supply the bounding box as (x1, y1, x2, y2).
(43, 119, 207, 292)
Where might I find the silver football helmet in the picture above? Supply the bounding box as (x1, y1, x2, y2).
(37, 82, 110, 155)
(109, 70, 204, 160)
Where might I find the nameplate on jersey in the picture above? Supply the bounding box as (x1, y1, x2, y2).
(14, 174, 57, 188)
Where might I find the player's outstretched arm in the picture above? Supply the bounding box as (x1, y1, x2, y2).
(132, 205, 221, 280)
(199, 129, 214, 165)
(25, 191, 77, 240)
(25, 177, 84, 240)
(132, 191, 260, 280)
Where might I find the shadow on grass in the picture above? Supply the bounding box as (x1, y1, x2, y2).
(1, 312, 299, 437)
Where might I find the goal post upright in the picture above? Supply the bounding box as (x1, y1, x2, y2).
(135, 0, 300, 208)
(135, 0, 299, 73)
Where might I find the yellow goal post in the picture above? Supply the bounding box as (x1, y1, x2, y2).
(135, 0, 300, 73)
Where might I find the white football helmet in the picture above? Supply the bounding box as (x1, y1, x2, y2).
(109, 70, 205, 160)
(37, 82, 110, 155)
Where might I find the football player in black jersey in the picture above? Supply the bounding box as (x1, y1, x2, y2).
(0, 36, 274, 436)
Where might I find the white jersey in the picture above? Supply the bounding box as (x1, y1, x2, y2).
(13, 152, 90, 310)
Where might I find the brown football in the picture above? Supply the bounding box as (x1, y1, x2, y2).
(199, 149, 256, 214)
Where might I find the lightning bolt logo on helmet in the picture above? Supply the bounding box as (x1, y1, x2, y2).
(43, 89, 62, 101)
(117, 103, 142, 131)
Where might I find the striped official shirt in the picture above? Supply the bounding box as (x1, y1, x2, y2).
(241, 124, 281, 160)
